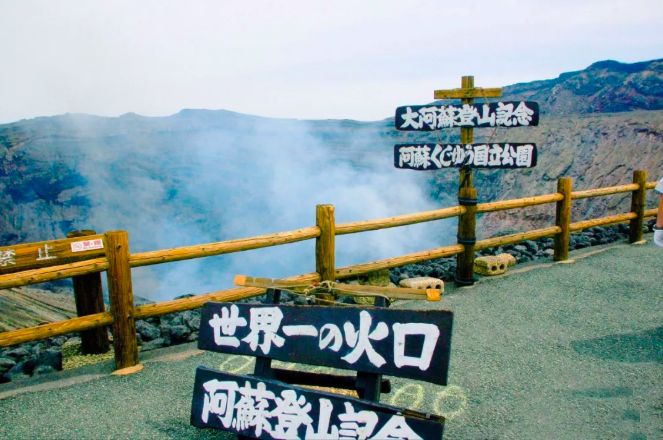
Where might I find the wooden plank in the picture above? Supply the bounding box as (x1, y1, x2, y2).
(105, 231, 138, 370)
(395, 143, 537, 170)
(554, 177, 573, 261)
(571, 183, 639, 199)
(434, 86, 502, 99)
(198, 303, 453, 384)
(477, 193, 562, 213)
(0, 234, 105, 275)
(395, 101, 539, 131)
(629, 170, 647, 243)
(336, 206, 465, 235)
(191, 367, 444, 439)
(129, 227, 320, 268)
(234, 276, 441, 301)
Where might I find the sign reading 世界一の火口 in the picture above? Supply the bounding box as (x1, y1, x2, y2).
(191, 367, 444, 440)
(395, 143, 537, 170)
(198, 302, 453, 385)
(394, 101, 539, 131)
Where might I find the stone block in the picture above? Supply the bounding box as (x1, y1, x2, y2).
(474, 253, 516, 276)
(399, 277, 444, 291)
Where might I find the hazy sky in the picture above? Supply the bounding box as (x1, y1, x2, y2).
(1, 0, 661, 123)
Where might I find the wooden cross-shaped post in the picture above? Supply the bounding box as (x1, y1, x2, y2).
(434, 76, 502, 286)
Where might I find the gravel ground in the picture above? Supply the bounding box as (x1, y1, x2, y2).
(0, 240, 661, 439)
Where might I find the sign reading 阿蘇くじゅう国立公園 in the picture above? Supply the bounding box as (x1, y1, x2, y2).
(395, 143, 537, 170)
(191, 367, 444, 440)
(394, 101, 539, 131)
(198, 302, 453, 385)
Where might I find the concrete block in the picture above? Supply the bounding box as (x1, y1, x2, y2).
(399, 277, 444, 291)
(474, 253, 515, 276)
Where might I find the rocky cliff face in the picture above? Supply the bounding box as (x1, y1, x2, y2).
(501, 59, 663, 114)
(0, 58, 661, 299)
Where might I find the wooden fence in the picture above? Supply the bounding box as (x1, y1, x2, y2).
(0, 171, 658, 371)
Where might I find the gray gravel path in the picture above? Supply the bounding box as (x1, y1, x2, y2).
(0, 240, 661, 439)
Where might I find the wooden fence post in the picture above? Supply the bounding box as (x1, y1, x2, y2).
(454, 75, 478, 287)
(455, 186, 477, 286)
(554, 177, 573, 261)
(315, 204, 335, 303)
(629, 169, 647, 243)
(105, 230, 139, 371)
(67, 230, 110, 354)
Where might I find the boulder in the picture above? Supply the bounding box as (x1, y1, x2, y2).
(0, 357, 17, 375)
(136, 320, 161, 341)
(140, 338, 166, 352)
(169, 325, 191, 344)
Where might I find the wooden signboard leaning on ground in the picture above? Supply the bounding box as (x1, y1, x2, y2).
(191, 367, 443, 439)
(191, 301, 454, 439)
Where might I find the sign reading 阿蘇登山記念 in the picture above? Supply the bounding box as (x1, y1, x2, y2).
(198, 302, 453, 385)
(395, 143, 537, 170)
(394, 101, 539, 131)
(191, 367, 444, 440)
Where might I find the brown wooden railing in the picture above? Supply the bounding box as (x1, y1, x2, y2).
(0, 171, 659, 372)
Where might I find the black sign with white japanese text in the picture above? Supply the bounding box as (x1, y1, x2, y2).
(198, 303, 453, 385)
(394, 101, 539, 131)
(395, 143, 537, 170)
(191, 367, 444, 440)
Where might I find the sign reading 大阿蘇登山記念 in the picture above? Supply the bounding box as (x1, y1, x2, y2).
(198, 302, 453, 385)
(191, 367, 444, 440)
(394, 101, 539, 131)
(395, 143, 537, 170)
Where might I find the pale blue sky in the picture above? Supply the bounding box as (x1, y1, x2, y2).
(1, 0, 661, 123)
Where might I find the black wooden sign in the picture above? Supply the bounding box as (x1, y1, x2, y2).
(191, 366, 444, 440)
(199, 303, 453, 385)
(394, 101, 539, 131)
(395, 143, 537, 170)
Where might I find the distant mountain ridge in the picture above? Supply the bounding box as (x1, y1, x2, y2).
(500, 58, 663, 114)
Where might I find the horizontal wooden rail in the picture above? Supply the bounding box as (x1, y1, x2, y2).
(336, 206, 465, 235)
(569, 212, 637, 232)
(1, 173, 659, 350)
(135, 272, 320, 318)
(0, 257, 109, 290)
(0, 311, 113, 348)
(129, 227, 320, 268)
(336, 244, 464, 279)
(475, 226, 561, 251)
(476, 193, 562, 213)
(571, 183, 639, 200)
